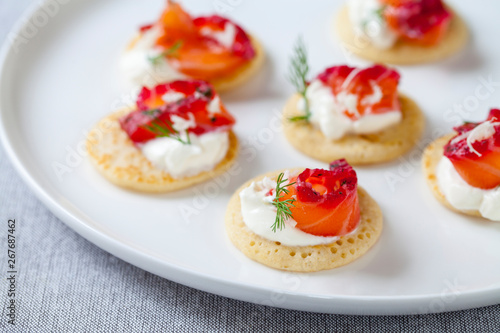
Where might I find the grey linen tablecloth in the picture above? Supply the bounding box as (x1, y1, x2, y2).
(1, 1, 499, 332)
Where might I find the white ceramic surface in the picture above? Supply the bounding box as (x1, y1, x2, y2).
(1, 0, 499, 315)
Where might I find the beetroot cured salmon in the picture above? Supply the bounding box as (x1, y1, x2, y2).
(120, 80, 235, 144)
(316, 65, 401, 121)
(381, 0, 452, 46)
(143, 1, 256, 81)
(277, 159, 360, 237)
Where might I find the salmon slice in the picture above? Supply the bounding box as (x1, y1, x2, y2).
(444, 109, 500, 189)
(120, 80, 235, 144)
(280, 159, 360, 237)
(152, 1, 255, 80)
(316, 65, 401, 120)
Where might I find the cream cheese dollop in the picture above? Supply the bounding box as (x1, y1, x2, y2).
(300, 79, 401, 140)
(120, 25, 187, 88)
(239, 172, 350, 246)
(140, 124, 229, 179)
(436, 157, 500, 221)
(347, 0, 398, 49)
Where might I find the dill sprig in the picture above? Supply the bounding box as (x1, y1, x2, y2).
(148, 40, 184, 65)
(142, 108, 162, 117)
(271, 173, 296, 232)
(143, 119, 191, 145)
(375, 6, 386, 19)
(287, 37, 311, 122)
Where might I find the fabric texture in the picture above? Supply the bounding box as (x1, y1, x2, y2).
(1, 1, 499, 332)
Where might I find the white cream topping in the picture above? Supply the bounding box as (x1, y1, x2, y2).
(200, 22, 237, 49)
(170, 112, 196, 133)
(140, 131, 229, 179)
(239, 172, 349, 246)
(120, 25, 187, 88)
(162, 91, 185, 104)
(300, 79, 401, 140)
(437, 157, 500, 221)
(347, 0, 398, 49)
(207, 96, 222, 116)
(361, 81, 383, 107)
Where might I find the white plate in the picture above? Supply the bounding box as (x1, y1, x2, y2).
(1, 0, 499, 315)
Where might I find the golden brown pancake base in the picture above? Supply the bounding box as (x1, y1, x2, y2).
(422, 134, 481, 217)
(210, 36, 265, 92)
(86, 108, 239, 192)
(335, 5, 469, 65)
(282, 94, 425, 165)
(127, 34, 265, 92)
(225, 169, 383, 272)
